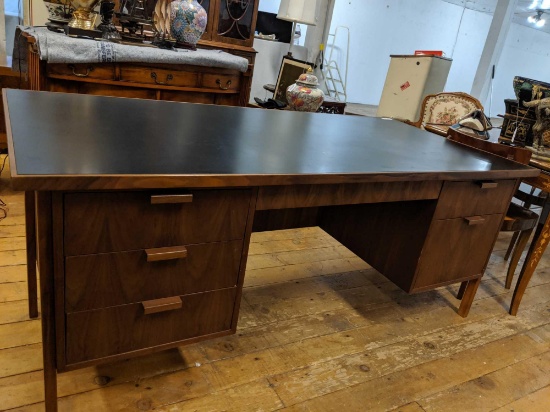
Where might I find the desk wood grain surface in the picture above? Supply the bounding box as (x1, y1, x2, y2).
(4, 89, 539, 190)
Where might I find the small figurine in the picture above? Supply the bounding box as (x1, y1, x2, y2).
(98, 0, 122, 41)
(524, 97, 550, 160)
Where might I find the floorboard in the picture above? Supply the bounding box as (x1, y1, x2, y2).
(1, 153, 549, 411)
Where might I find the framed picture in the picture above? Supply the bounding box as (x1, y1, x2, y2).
(274, 56, 313, 103)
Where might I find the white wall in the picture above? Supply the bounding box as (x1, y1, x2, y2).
(30, 0, 48, 25)
(258, 0, 280, 14)
(493, 23, 550, 115)
(328, 0, 550, 117)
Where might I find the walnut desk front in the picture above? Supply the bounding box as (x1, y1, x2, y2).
(3, 90, 539, 411)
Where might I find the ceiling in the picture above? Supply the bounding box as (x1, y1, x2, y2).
(442, 0, 550, 34)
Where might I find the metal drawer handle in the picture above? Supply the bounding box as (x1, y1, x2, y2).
(145, 246, 188, 262)
(151, 194, 193, 204)
(216, 79, 232, 90)
(464, 216, 486, 226)
(142, 296, 182, 315)
(151, 72, 173, 85)
(476, 181, 498, 189)
(68, 65, 94, 77)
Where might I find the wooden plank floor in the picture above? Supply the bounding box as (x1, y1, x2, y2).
(1, 153, 550, 411)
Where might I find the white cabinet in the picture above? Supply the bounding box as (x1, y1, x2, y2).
(377, 55, 452, 122)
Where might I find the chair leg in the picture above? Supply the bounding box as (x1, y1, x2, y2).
(505, 228, 533, 289)
(504, 231, 520, 261)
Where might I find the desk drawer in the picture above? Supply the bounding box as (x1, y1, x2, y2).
(47, 63, 115, 81)
(64, 189, 251, 256)
(413, 213, 502, 290)
(433, 180, 516, 219)
(119, 66, 199, 88)
(65, 287, 237, 365)
(65, 240, 243, 312)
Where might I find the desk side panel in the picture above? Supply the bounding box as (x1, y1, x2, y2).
(319, 200, 438, 292)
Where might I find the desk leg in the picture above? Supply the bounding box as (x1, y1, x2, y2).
(456, 281, 467, 300)
(25, 191, 38, 319)
(36, 192, 58, 412)
(510, 216, 550, 316)
(457, 277, 481, 317)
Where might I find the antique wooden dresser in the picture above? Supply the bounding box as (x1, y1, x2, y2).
(24, 0, 259, 106)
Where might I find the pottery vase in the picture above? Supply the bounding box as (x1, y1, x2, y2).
(170, 0, 207, 49)
(286, 68, 324, 112)
(43, 0, 74, 24)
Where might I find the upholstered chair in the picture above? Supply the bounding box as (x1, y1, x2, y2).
(408, 92, 484, 136)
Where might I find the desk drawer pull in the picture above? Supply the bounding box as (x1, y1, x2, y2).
(151, 72, 173, 85)
(145, 246, 188, 262)
(142, 296, 182, 315)
(216, 79, 232, 90)
(68, 64, 94, 77)
(464, 216, 486, 226)
(150, 194, 193, 204)
(476, 181, 498, 189)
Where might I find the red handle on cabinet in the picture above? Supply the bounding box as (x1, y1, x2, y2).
(145, 246, 188, 262)
(142, 296, 182, 315)
(476, 181, 498, 189)
(150, 194, 193, 204)
(464, 216, 486, 226)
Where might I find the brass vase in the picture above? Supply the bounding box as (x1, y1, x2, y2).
(68, 0, 101, 30)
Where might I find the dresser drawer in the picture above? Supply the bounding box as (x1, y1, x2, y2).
(413, 213, 502, 290)
(65, 240, 243, 312)
(119, 66, 199, 88)
(47, 63, 115, 81)
(64, 189, 251, 256)
(65, 287, 237, 365)
(433, 180, 516, 219)
(201, 73, 240, 93)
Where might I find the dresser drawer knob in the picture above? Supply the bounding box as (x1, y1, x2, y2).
(145, 246, 188, 262)
(150, 194, 193, 204)
(68, 64, 94, 77)
(216, 79, 232, 90)
(142, 296, 182, 315)
(464, 216, 486, 226)
(476, 181, 498, 189)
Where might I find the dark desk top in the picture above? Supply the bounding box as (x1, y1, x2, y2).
(4, 90, 539, 190)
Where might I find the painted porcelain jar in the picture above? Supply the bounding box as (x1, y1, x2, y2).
(43, 0, 74, 24)
(170, 0, 207, 49)
(286, 68, 325, 112)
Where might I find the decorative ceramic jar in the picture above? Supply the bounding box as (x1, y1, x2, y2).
(170, 0, 207, 49)
(286, 68, 324, 112)
(43, 0, 74, 25)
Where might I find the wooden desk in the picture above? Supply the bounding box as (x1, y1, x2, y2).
(3, 89, 539, 411)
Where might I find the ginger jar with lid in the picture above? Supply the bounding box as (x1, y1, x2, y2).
(286, 67, 324, 112)
(170, 0, 207, 49)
